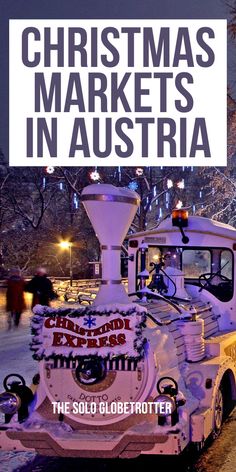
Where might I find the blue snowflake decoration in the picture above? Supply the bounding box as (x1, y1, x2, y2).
(83, 314, 97, 328)
(128, 181, 138, 191)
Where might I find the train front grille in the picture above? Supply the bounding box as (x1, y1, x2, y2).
(51, 357, 139, 371)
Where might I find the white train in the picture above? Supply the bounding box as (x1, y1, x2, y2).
(0, 184, 236, 458)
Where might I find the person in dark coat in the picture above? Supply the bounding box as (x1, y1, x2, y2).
(25, 267, 55, 309)
(6, 268, 26, 328)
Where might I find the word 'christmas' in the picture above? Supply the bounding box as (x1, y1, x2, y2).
(22, 26, 214, 68)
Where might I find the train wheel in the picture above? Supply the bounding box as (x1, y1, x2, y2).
(213, 387, 224, 435)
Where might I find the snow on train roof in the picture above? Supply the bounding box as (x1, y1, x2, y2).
(129, 216, 236, 240)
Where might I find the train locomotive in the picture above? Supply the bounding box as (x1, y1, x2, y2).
(0, 183, 236, 458)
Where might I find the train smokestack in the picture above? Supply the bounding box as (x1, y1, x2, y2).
(81, 184, 140, 305)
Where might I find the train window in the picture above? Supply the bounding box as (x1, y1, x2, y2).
(182, 249, 211, 278)
(136, 245, 233, 302)
(220, 250, 233, 280)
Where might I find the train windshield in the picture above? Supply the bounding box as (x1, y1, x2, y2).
(138, 246, 233, 302)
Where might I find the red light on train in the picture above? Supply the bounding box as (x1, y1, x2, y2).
(172, 209, 189, 228)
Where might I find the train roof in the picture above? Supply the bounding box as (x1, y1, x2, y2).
(128, 216, 236, 241)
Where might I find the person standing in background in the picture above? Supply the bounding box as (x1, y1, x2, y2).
(6, 268, 26, 328)
(25, 267, 56, 309)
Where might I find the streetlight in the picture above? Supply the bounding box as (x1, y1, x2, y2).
(59, 241, 73, 286)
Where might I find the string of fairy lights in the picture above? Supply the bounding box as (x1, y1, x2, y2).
(44, 165, 207, 219)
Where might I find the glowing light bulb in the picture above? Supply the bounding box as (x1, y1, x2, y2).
(153, 254, 159, 261)
(176, 200, 183, 209)
(46, 166, 55, 174)
(90, 170, 100, 181)
(136, 167, 143, 176)
(177, 179, 185, 189)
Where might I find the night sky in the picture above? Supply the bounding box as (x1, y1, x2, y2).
(0, 0, 232, 162)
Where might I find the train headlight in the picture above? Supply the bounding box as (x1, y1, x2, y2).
(1, 373, 34, 423)
(154, 394, 176, 416)
(75, 358, 106, 385)
(0, 392, 21, 415)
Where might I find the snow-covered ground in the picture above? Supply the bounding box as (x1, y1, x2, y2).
(0, 290, 49, 385)
(0, 313, 37, 384)
(0, 289, 235, 472)
(0, 289, 62, 471)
